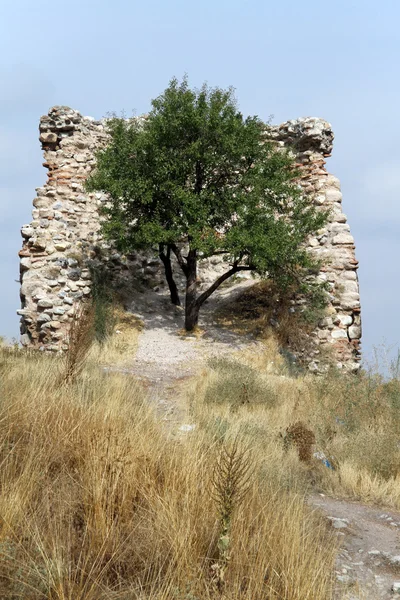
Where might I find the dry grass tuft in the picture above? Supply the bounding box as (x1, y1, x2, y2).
(210, 438, 255, 593)
(61, 303, 96, 384)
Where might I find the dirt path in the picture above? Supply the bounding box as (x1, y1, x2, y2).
(120, 279, 262, 423)
(309, 494, 400, 599)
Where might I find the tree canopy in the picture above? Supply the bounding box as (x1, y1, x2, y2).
(87, 77, 329, 330)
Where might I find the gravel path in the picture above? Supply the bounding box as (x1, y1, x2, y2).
(117, 280, 261, 422)
(309, 494, 400, 599)
(126, 279, 261, 384)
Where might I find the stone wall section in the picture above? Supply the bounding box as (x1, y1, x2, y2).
(18, 107, 361, 370)
(269, 119, 361, 370)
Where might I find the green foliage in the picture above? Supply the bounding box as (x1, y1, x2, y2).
(87, 76, 330, 325)
(90, 265, 115, 344)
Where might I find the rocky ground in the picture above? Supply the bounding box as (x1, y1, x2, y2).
(309, 494, 400, 599)
(110, 282, 400, 599)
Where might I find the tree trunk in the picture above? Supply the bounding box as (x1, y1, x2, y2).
(184, 248, 199, 331)
(176, 245, 253, 331)
(184, 263, 253, 330)
(159, 244, 181, 306)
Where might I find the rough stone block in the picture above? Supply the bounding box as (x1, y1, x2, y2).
(40, 132, 58, 144)
(348, 325, 361, 339)
(331, 329, 348, 340)
(334, 314, 353, 326)
(325, 188, 343, 203)
(332, 233, 354, 245)
(37, 298, 53, 309)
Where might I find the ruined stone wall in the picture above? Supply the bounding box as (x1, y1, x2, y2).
(18, 106, 361, 370)
(269, 119, 361, 370)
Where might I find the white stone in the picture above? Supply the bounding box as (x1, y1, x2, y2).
(348, 325, 361, 339)
(32, 237, 47, 250)
(332, 233, 354, 245)
(328, 517, 349, 529)
(330, 222, 350, 233)
(324, 174, 341, 189)
(178, 424, 196, 433)
(335, 314, 353, 326)
(40, 132, 58, 144)
(340, 270, 357, 281)
(318, 330, 329, 339)
(331, 329, 348, 340)
(341, 280, 359, 293)
(37, 313, 51, 323)
(314, 194, 326, 205)
(325, 188, 343, 202)
(21, 225, 34, 238)
(39, 209, 54, 219)
(332, 211, 347, 223)
(340, 293, 361, 310)
(319, 317, 333, 328)
(54, 242, 69, 251)
(20, 258, 31, 270)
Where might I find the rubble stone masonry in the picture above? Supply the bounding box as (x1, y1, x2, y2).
(18, 106, 361, 371)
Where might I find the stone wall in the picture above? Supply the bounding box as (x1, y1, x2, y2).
(18, 106, 361, 370)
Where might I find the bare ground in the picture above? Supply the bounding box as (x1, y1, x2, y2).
(308, 494, 400, 599)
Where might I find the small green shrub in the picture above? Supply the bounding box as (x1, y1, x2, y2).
(90, 265, 116, 344)
(204, 357, 277, 408)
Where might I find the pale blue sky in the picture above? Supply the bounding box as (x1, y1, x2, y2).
(1, 0, 399, 367)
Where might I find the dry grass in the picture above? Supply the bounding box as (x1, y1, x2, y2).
(62, 303, 96, 384)
(89, 306, 143, 367)
(190, 346, 400, 509)
(0, 347, 338, 600)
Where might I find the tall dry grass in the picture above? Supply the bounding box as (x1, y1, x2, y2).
(88, 306, 142, 368)
(190, 347, 400, 509)
(0, 347, 338, 599)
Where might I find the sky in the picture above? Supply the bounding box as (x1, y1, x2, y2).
(0, 0, 399, 369)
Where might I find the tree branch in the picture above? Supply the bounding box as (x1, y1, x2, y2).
(196, 265, 253, 308)
(159, 243, 181, 306)
(170, 243, 188, 276)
